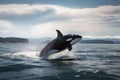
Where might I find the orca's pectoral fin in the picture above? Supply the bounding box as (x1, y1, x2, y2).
(67, 44, 72, 51)
(56, 30, 63, 38)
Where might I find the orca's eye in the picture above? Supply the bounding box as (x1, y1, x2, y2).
(66, 38, 72, 41)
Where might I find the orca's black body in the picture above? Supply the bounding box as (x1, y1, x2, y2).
(40, 30, 82, 59)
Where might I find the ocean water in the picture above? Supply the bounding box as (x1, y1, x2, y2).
(0, 42, 120, 80)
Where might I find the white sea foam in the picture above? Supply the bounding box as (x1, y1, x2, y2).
(48, 50, 76, 59)
(0, 51, 40, 59)
(0, 50, 76, 60)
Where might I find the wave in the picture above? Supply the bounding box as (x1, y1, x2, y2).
(0, 51, 40, 59)
(39, 70, 119, 80)
(0, 50, 77, 60)
(76, 50, 120, 53)
(0, 63, 39, 72)
(47, 50, 76, 59)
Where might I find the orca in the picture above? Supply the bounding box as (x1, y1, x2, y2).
(40, 30, 82, 59)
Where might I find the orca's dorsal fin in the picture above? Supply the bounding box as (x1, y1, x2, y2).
(56, 30, 63, 38)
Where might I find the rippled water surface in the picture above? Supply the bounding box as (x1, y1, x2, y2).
(0, 43, 120, 80)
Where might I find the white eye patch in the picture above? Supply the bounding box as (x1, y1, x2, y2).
(70, 38, 81, 45)
(66, 38, 73, 41)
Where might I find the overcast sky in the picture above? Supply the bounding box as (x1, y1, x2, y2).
(0, 0, 120, 38)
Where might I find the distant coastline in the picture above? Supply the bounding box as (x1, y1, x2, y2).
(80, 39, 114, 44)
(30, 38, 120, 44)
(0, 37, 29, 43)
(0, 37, 120, 44)
(80, 39, 120, 44)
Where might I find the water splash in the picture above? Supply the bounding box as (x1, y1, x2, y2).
(48, 50, 76, 59)
(0, 51, 40, 59)
(0, 50, 76, 60)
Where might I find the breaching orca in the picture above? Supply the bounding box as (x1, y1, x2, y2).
(40, 30, 82, 59)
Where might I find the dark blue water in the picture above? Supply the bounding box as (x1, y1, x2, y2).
(0, 43, 120, 80)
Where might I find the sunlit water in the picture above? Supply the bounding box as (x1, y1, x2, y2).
(0, 43, 120, 80)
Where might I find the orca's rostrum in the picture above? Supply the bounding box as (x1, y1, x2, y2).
(40, 30, 82, 59)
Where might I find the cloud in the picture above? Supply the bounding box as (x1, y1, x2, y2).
(0, 4, 120, 17)
(28, 20, 120, 38)
(0, 20, 13, 28)
(0, 4, 119, 23)
(0, 20, 14, 35)
(0, 4, 120, 38)
(0, 4, 60, 15)
(84, 35, 120, 39)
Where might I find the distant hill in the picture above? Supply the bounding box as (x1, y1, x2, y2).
(80, 39, 114, 44)
(29, 38, 120, 44)
(0, 37, 29, 43)
(2, 37, 119, 44)
(79, 38, 120, 44)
